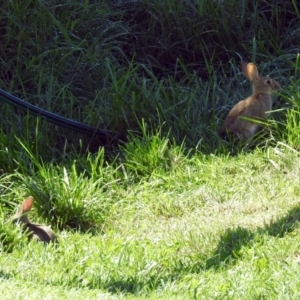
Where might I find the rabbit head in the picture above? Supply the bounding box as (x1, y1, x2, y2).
(10, 196, 57, 243)
(220, 61, 281, 142)
(241, 61, 281, 95)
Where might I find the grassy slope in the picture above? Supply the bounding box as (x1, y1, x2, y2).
(2, 143, 300, 299)
(1, 0, 300, 299)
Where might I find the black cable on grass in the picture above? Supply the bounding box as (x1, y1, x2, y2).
(0, 88, 114, 144)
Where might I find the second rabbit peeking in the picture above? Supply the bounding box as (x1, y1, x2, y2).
(10, 196, 57, 243)
(220, 61, 281, 142)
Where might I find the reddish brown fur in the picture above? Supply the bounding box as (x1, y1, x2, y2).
(220, 61, 281, 142)
(10, 196, 57, 243)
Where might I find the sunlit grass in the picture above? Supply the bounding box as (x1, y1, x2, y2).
(0, 0, 300, 299)
(2, 142, 300, 298)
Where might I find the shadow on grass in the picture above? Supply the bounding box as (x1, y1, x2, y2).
(85, 206, 300, 296)
(206, 205, 300, 269)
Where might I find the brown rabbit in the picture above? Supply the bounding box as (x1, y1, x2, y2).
(10, 196, 57, 243)
(220, 61, 281, 142)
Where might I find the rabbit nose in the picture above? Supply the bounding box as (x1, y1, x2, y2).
(273, 81, 281, 90)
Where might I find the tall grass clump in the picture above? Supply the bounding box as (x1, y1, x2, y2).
(0, 0, 299, 155)
(3, 140, 122, 232)
(285, 102, 300, 150)
(120, 122, 187, 177)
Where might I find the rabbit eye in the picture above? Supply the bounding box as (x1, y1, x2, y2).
(265, 79, 272, 85)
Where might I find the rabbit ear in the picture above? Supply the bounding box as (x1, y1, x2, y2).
(22, 196, 34, 213)
(246, 63, 259, 81)
(240, 61, 248, 75)
(241, 61, 259, 81)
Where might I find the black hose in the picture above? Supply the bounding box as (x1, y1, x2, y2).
(0, 88, 110, 141)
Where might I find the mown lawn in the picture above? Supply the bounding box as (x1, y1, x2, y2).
(2, 142, 300, 299)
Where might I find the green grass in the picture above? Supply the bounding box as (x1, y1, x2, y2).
(0, 0, 297, 154)
(1, 0, 300, 299)
(2, 143, 300, 298)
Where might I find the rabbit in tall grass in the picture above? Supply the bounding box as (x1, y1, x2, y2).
(10, 196, 57, 243)
(220, 61, 281, 142)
